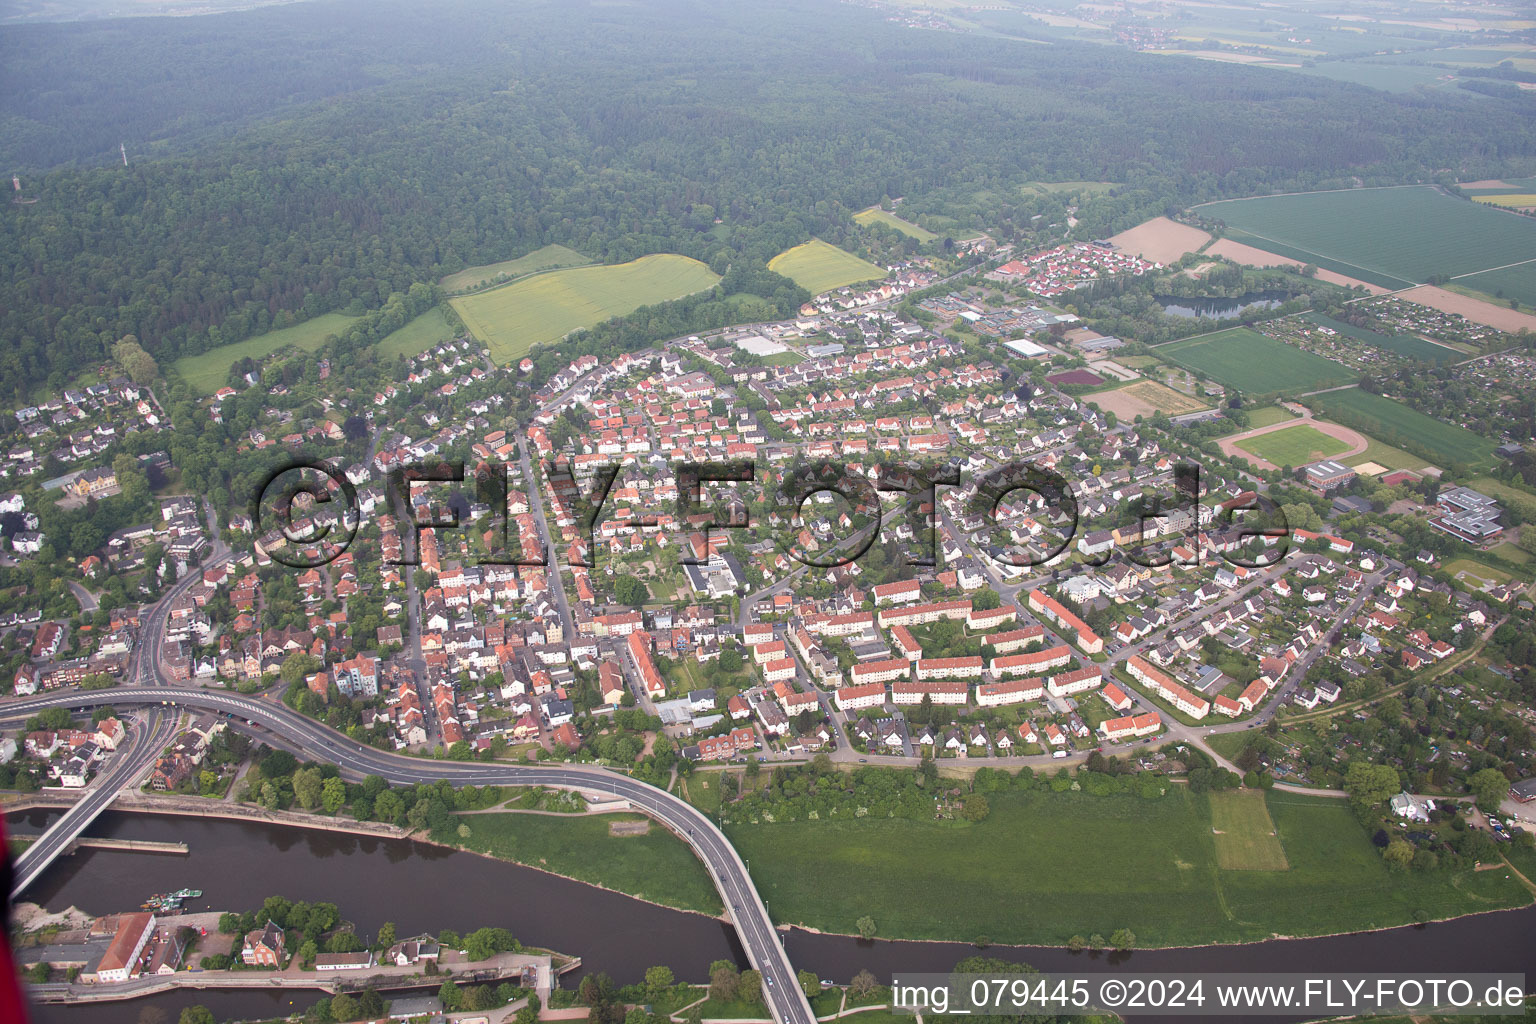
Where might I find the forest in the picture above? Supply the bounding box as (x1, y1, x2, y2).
(4, 0, 1536, 400)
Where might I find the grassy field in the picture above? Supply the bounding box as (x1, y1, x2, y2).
(448, 811, 722, 915)
(1444, 558, 1515, 587)
(1302, 312, 1463, 365)
(768, 240, 885, 295)
(1234, 424, 1351, 467)
(1161, 328, 1356, 394)
(725, 788, 1529, 947)
(1209, 790, 1288, 870)
(172, 312, 359, 394)
(1468, 476, 1536, 521)
(451, 255, 720, 364)
(1196, 187, 1536, 295)
(375, 306, 459, 360)
(439, 244, 592, 293)
(1329, 430, 1431, 473)
(1240, 406, 1297, 430)
(853, 206, 938, 241)
(1310, 389, 1498, 472)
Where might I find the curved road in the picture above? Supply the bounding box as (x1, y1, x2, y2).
(0, 688, 815, 1024)
(10, 708, 174, 898)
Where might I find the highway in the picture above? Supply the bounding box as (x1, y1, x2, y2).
(10, 708, 173, 899)
(0, 688, 817, 1024)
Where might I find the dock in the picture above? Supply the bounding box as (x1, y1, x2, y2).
(8, 834, 189, 855)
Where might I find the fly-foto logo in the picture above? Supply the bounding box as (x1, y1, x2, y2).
(250, 456, 1291, 572)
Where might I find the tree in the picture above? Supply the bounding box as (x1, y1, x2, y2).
(328, 993, 358, 1023)
(614, 574, 648, 607)
(1110, 928, 1136, 950)
(439, 979, 463, 1012)
(113, 335, 158, 385)
(798, 970, 821, 998)
(1088, 933, 1106, 950)
(1469, 767, 1510, 812)
(644, 965, 675, 998)
(1067, 935, 1085, 951)
(709, 961, 740, 1002)
(376, 921, 396, 951)
(850, 970, 877, 997)
(1343, 761, 1400, 811)
(292, 766, 325, 810)
(320, 776, 347, 814)
(1383, 838, 1415, 871)
(178, 1008, 216, 1024)
(737, 969, 764, 1005)
(856, 915, 877, 939)
(961, 794, 990, 822)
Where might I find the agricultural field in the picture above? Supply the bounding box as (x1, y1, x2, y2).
(1088, 380, 1207, 421)
(1309, 388, 1498, 473)
(375, 306, 459, 360)
(1025, 180, 1118, 194)
(725, 787, 1529, 947)
(1161, 328, 1356, 394)
(768, 240, 886, 296)
(172, 312, 359, 394)
(1209, 790, 1289, 871)
(1300, 312, 1463, 365)
(1402, 285, 1536, 333)
(1472, 194, 1536, 210)
(1454, 264, 1536, 311)
(450, 254, 720, 364)
(853, 206, 937, 241)
(1196, 187, 1536, 296)
(438, 244, 592, 293)
(1234, 424, 1351, 467)
(1105, 216, 1211, 265)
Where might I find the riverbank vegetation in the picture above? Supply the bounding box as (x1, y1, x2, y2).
(435, 811, 724, 917)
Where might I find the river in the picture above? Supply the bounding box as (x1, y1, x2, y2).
(14, 810, 1536, 1024)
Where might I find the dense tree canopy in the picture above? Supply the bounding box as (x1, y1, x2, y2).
(3, 0, 1535, 399)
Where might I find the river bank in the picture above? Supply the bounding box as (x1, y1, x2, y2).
(11, 791, 1535, 953)
(14, 808, 1536, 1024)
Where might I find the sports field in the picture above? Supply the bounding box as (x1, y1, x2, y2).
(1310, 388, 1498, 473)
(439, 244, 592, 293)
(375, 306, 459, 360)
(450, 254, 720, 364)
(1234, 424, 1351, 467)
(853, 207, 937, 242)
(1196, 187, 1536, 298)
(1161, 328, 1356, 394)
(769, 240, 886, 295)
(1209, 790, 1289, 871)
(173, 312, 359, 395)
(1301, 312, 1462, 365)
